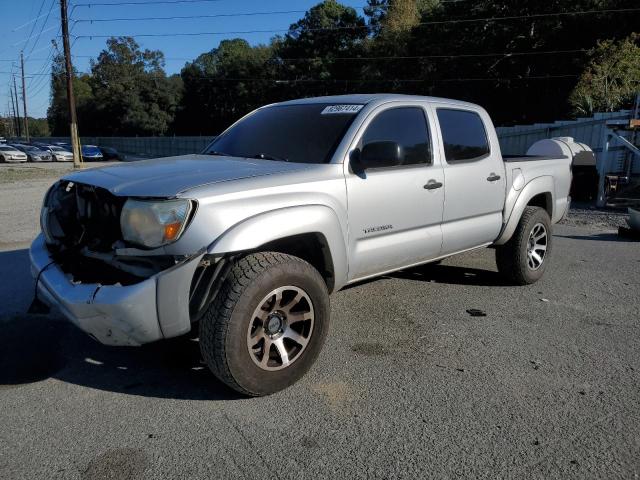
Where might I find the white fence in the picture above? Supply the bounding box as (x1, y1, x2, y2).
(496, 110, 638, 174)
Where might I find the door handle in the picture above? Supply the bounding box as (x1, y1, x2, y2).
(487, 173, 501, 182)
(424, 180, 443, 190)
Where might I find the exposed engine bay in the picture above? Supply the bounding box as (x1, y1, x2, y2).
(41, 180, 180, 285)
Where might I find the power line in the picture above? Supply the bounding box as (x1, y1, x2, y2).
(276, 49, 590, 62)
(72, 0, 224, 8)
(0, 48, 593, 78)
(25, 0, 57, 59)
(71, 3, 411, 23)
(71, 7, 640, 40)
(20, 0, 48, 53)
(74, 9, 318, 23)
(161, 73, 580, 84)
(12, 25, 59, 48)
(0, 71, 580, 83)
(0, 58, 53, 62)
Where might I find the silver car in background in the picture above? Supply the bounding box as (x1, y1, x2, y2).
(11, 144, 52, 162)
(39, 145, 74, 162)
(0, 145, 28, 163)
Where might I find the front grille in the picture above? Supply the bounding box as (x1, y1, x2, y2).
(45, 180, 127, 253)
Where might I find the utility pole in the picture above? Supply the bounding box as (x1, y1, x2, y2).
(8, 97, 16, 138)
(12, 77, 22, 138)
(10, 93, 19, 138)
(20, 51, 29, 142)
(59, 0, 81, 168)
(6, 102, 14, 137)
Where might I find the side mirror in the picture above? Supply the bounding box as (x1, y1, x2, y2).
(360, 141, 403, 169)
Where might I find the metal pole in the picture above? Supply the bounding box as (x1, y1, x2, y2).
(596, 132, 610, 207)
(20, 52, 29, 142)
(8, 102, 15, 137)
(12, 77, 22, 139)
(9, 97, 17, 138)
(6, 102, 13, 137)
(59, 0, 82, 168)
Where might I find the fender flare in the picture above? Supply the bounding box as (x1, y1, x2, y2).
(494, 176, 554, 245)
(207, 205, 348, 291)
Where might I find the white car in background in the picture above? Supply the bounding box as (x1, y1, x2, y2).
(0, 144, 28, 163)
(40, 145, 74, 162)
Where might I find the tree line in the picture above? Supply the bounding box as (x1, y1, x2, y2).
(46, 0, 640, 137)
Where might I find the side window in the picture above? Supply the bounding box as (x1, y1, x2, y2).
(437, 109, 490, 162)
(361, 107, 432, 166)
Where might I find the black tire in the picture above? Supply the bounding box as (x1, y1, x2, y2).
(495, 206, 552, 285)
(199, 252, 330, 396)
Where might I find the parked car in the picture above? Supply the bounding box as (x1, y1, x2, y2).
(11, 144, 52, 162)
(32, 94, 573, 396)
(81, 145, 104, 161)
(52, 142, 72, 150)
(99, 146, 126, 161)
(0, 144, 28, 162)
(39, 145, 74, 162)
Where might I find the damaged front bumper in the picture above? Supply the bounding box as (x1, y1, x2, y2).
(30, 234, 204, 346)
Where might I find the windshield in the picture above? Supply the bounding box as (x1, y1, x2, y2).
(203, 103, 362, 164)
(50, 146, 66, 152)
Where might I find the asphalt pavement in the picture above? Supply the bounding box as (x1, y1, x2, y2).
(0, 169, 638, 479)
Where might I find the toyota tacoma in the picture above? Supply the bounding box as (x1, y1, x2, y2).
(31, 94, 572, 396)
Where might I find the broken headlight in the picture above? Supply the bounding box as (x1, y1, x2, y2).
(120, 199, 193, 248)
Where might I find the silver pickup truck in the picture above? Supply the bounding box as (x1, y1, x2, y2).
(31, 94, 572, 396)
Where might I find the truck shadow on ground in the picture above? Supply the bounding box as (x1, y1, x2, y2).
(385, 263, 509, 287)
(556, 232, 637, 242)
(0, 313, 242, 401)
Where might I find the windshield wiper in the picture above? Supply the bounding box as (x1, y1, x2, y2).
(248, 153, 289, 162)
(204, 150, 231, 156)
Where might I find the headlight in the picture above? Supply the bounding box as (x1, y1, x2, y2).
(120, 199, 193, 248)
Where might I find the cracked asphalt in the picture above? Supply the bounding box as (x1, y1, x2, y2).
(0, 171, 638, 479)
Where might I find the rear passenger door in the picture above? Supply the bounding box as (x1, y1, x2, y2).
(345, 104, 445, 281)
(432, 106, 506, 254)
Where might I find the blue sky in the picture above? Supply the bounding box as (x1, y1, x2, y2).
(0, 0, 365, 118)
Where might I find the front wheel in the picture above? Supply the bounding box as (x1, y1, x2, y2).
(199, 252, 330, 396)
(495, 206, 552, 285)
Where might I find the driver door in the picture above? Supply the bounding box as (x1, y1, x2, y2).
(344, 105, 445, 281)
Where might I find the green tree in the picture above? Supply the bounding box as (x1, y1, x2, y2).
(28, 118, 50, 137)
(570, 35, 640, 115)
(276, 0, 367, 96)
(177, 38, 273, 134)
(48, 53, 94, 136)
(89, 37, 179, 135)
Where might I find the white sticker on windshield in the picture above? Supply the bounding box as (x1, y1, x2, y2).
(321, 104, 364, 115)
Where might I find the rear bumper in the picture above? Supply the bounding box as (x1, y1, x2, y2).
(30, 234, 204, 346)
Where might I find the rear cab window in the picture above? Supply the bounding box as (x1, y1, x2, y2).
(436, 108, 490, 162)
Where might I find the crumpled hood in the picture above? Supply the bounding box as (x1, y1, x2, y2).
(61, 154, 313, 197)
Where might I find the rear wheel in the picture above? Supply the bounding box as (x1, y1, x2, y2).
(496, 206, 552, 285)
(199, 252, 330, 396)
